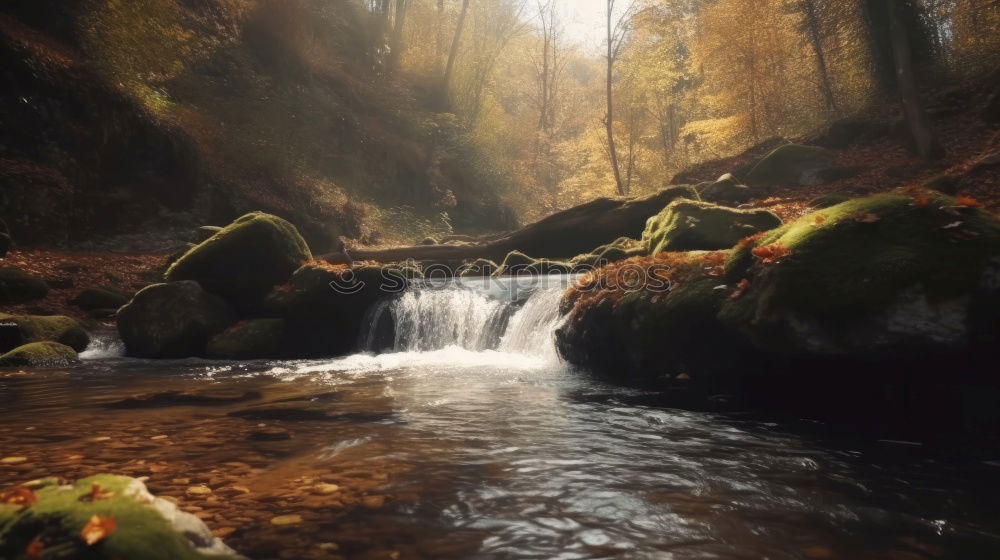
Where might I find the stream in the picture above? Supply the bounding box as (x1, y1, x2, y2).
(1, 276, 999, 559)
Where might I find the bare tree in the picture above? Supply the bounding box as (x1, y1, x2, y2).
(442, 0, 472, 103)
(605, 0, 638, 196)
(795, 0, 840, 115)
(886, 0, 942, 159)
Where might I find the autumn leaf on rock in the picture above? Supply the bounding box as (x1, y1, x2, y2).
(738, 231, 766, 248)
(81, 515, 117, 545)
(752, 244, 793, 264)
(956, 195, 983, 208)
(84, 483, 114, 502)
(25, 536, 44, 559)
(813, 215, 826, 226)
(909, 188, 931, 208)
(730, 279, 751, 300)
(0, 487, 38, 507)
(854, 213, 881, 223)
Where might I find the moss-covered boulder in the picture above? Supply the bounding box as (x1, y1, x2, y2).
(72, 288, 132, 312)
(207, 319, 287, 360)
(0, 313, 89, 353)
(721, 192, 1000, 358)
(807, 193, 852, 209)
(0, 342, 78, 368)
(117, 281, 237, 359)
(165, 212, 312, 311)
(0, 268, 49, 305)
(642, 200, 782, 254)
(0, 475, 242, 559)
(745, 144, 836, 188)
(697, 174, 756, 205)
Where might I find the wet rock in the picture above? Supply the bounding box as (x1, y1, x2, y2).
(0, 268, 49, 305)
(0, 475, 243, 559)
(642, 199, 782, 253)
(0, 313, 89, 353)
(745, 144, 837, 188)
(207, 319, 288, 360)
(0, 341, 79, 368)
(166, 212, 313, 311)
(117, 281, 237, 359)
(697, 174, 756, 205)
(72, 287, 132, 311)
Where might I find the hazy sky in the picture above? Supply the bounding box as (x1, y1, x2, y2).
(555, 0, 608, 53)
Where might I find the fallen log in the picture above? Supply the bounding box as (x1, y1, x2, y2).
(349, 186, 697, 263)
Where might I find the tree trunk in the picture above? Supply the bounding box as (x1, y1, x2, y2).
(388, 0, 408, 72)
(606, 1, 626, 196)
(348, 187, 694, 264)
(801, 0, 840, 115)
(886, 0, 942, 159)
(441, 0, 471, 104)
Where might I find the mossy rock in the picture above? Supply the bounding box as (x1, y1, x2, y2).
(72, 288, 132, 312)
(207, 319, 287, 360)
(117, 281, 237, 359)
(0, 268, 49, 305)
(745, 144, 836, 188)
(643, 199, 782, 254)
(459, 259, 499, 278)
(697, 174, 756, 205)
(0, 475, 241, 559)
(0, 341, 78, 368)
(498, 251, 535, 274)
(0, 313, 89, 353)
(165, 212, 312, 311)
(721, 192, 1000, 355)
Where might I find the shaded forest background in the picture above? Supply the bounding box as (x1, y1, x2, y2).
(1, 0, 998, 252)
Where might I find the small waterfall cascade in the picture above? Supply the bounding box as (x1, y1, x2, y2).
(363, 276, 572, 361)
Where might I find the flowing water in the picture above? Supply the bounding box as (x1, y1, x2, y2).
(2, 276, 1000, 559)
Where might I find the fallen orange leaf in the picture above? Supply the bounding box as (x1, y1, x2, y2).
(730, 279, 752, 300)
(81, 515, 117, 546)
(813, 215, 826, 225)
(956, 195, 983, 208)
(0, 487, 38, 507)
(912, 190, 931, 208)
(25, 536, 44, 558)
(85, 483, 114, 502)
(752, 244, 793, 264)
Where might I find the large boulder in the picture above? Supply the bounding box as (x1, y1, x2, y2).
(0, 341, 79, 368)
(266, 263, 413, 357)
(165, 212, 312, 311)
(642, 200, 782, 254)
(0, 475, 242, 560)
(696, 174, 756, 205)
(207, 319, 287, 360)
(745, 144, 836, 188)
(0, 268, 49, 305)
(117, 281, 237, 359)
(0, 313, 89, 353)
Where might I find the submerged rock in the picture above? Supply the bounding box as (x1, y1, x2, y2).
(0, 313, 89, 353)
(0, 268, 49, 305)
(0, 341, 79, 368)
(207, 319, 288, 360)
(117, 281, 237, 359)
(745, 144, 836, 188)
(642, 200, 782, 254)
(0, 475, 242, 560)
(166, 212, 312, 311)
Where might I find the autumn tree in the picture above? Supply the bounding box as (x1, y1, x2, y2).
(605, 0, 638, 196)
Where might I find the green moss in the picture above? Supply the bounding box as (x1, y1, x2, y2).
(0, 314, 89, 353)
(0, 475, 237, 559)
(206, 319, 287, 360)
(642, 199, 783, 254)
(721, 193, 1000, 325)
(745, 144, 835, 188)
(807, 193, 852, 209)
(165, 212, 312, 310)
(459, 259, 498, 277)
(0, 342, 78, 368)
(0, 269, 49, 305)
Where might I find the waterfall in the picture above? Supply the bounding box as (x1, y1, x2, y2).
(364, 276, 572, 361)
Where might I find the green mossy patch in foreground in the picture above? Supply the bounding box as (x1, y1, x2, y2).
(0, 342, 78, 368)
(643, 199, 782, 254)
(722, 192, 1000, 324)
(166, 212, 312, 310)
(0, 475, 239, 560)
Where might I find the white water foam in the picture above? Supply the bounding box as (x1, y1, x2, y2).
(79, 333, 126, 360)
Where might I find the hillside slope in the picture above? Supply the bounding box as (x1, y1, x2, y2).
(0, 0, 517, 252)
